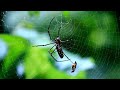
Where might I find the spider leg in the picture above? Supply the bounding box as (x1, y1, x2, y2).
(48, 17, 55, 41)
(32, 42, 54, 47)
(49, 44, 56, 51)
(63, 53, 74, 64)
(48, 47, 70, 62)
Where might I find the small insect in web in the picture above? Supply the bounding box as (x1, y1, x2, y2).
(32, 17, 77, 72)
(71, 61, 77, 73)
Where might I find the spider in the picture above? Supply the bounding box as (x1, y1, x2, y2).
(32, 17, 77, 72)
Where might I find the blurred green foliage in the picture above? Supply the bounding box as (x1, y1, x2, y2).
(0, 11, 119, 79)
(0, 34, 86, 79)
(24, 47, 86, 79)
(0, 34, 29, 78)
(28, 11, 40, 17)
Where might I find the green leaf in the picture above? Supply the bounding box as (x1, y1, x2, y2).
(28, 11, 40, 17)
(24, 47, 86, 79)
(63, 11, 70, 17)
(0, 34, 29, 78)
(20, 20, 35, 29)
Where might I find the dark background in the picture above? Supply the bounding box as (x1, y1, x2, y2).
(0, 11, 4, 33)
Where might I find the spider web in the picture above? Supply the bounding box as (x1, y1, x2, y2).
(0, 11, 120, 79)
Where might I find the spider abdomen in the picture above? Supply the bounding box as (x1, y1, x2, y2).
(56, 46, 64, 58)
